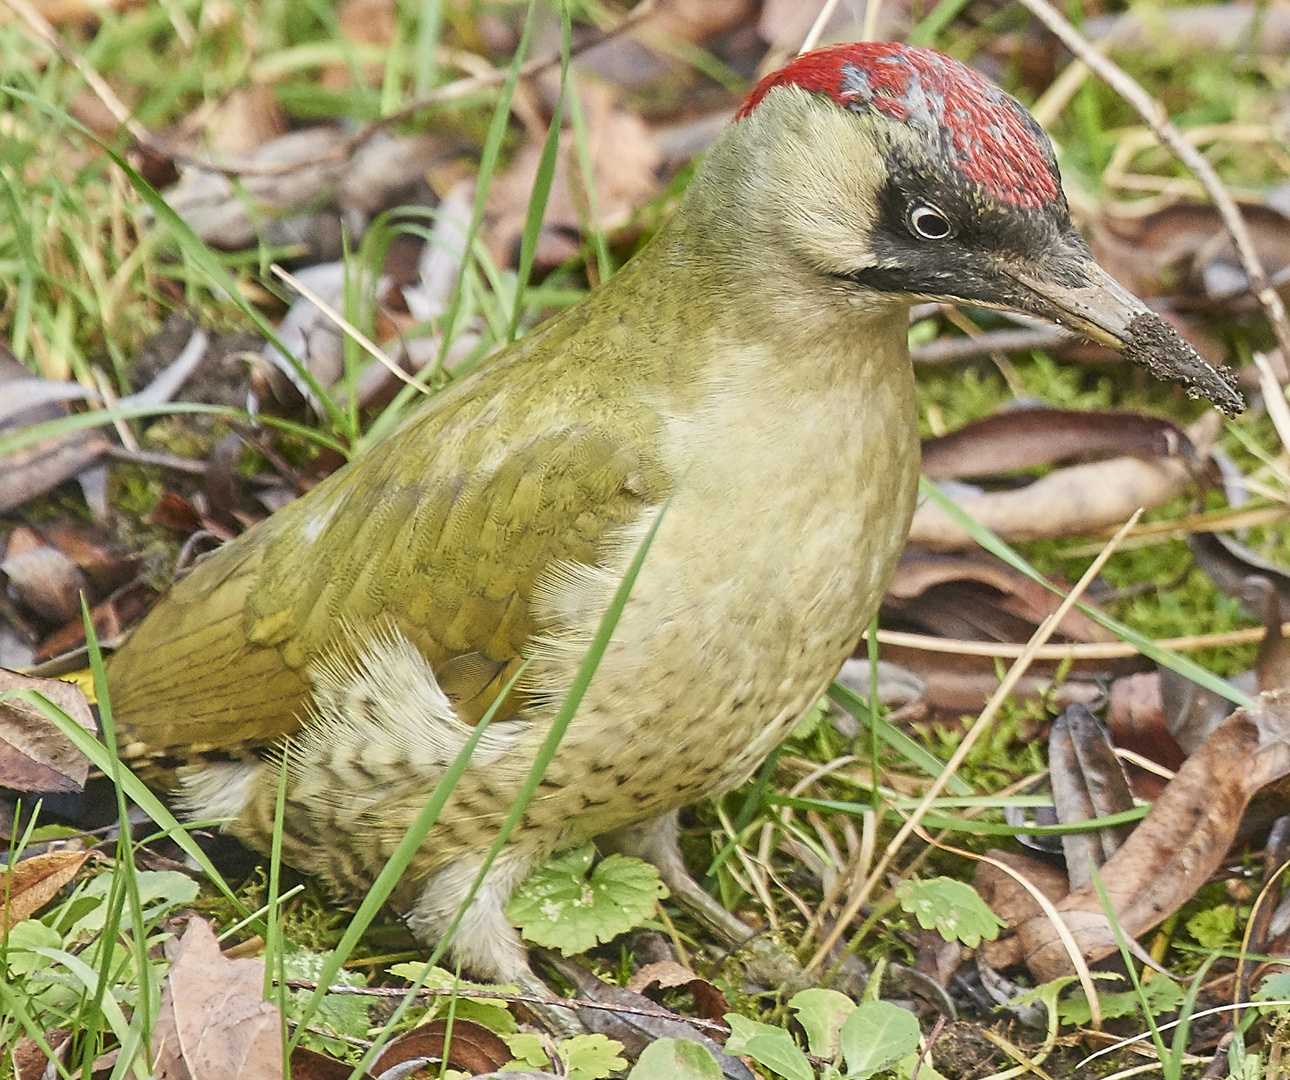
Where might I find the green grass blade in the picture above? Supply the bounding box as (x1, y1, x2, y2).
(509, 6, 571, 342)
(917, 477, 1254, 707)
(1, 688, 250, 920)
(827, 681, 972, 795)
(1, 87, 351, 442)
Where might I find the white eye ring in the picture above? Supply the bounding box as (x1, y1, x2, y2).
(908, 204, 953, 240)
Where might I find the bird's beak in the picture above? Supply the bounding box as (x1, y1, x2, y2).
(1006, 258, 1244, 417)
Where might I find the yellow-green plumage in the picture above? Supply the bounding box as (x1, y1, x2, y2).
(107, 51, 1238, 982)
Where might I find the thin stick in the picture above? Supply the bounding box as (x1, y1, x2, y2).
(800, 0, 845, 53)
(917, 831, 1104, 1027)
(861, 0, 885, 44)
(1012, 0, 1290, 364)
(280, 979, 730, 1033)
(270, 265, 429, 397)
(808, 510, 1143, 971)
(1253, 351, 1290, 459)
(874, 620, 1290, 660)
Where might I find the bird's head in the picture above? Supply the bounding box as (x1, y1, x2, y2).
(706, 41, 1241, 414)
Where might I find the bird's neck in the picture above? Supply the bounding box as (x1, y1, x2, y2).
(608, 111, 910, 404)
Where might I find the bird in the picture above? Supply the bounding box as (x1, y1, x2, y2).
(106, 41, 1241, 990)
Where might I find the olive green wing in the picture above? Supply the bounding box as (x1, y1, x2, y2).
(108, 364, 673, 761)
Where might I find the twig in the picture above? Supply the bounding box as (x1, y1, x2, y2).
(808, 511, 1143, 975)
(874, 620, 1290, 659)
(1013, 0, 1290, 366)
(1254, 350, 1290, 458)
(800, 0, 845, 53)
(270, 264, 427, 397)
(279, 978, 730, 1033)
(3, 0, 151, 145)
(910, 324, 1072, 363)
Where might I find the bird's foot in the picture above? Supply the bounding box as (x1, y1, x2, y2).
(600, 812, 955, 1017)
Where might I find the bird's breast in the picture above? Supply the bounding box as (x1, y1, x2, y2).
(522, 333, 920, 834)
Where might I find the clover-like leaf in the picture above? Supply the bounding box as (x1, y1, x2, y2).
(507, 843, 667, 955)
(895, 876, 1004, 947)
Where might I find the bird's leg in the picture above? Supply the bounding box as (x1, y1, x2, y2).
(603, 813, 958, 1016)
(599, 811, 815, 993)
(406, 853, 585, 1036)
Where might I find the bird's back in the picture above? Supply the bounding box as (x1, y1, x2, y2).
(108, 291, 677, 765)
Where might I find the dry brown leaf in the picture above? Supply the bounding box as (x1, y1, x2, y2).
(1106, 670, 1185, 798)
(1, 849, 90, 931)
(286, 1047, 374, 1079)
(1017, 690, 1290, 981)
(1254, 584, 1290, 693)
(974, 849, 1070, 970)
(2, 545, 88, 625)
(1189, 530, 1290, 614)
(321, 0, 396, 90)
(539, 951, 746, 1074)
(0, 351, 111, 515)
(203, 86, 288, 156)
(1090, 201, 1290, 309)
(921, 408, 1195, 481)
(0, 669, 95, 792)
(32, 581, 148, 663)
(873, 642, 1106, 715)
(486, 79, 659, 270)
(627, 959, 731, 1023)
(911, 454, 1202, 550)
(1159, 664, 1244, 757)
(878, 551, 1111, 714)
(627, 959, 703, 993)
(151, 918, 283, 1080)
(884, 550, 1115, 644)
(1048, 704, 1136, 890)
(9, 1029, 72, 1080)
(911, 410, 1218, 551)
(371, 1019, 511, 1078)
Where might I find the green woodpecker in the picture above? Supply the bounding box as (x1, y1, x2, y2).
(107, 42, 1240, 983)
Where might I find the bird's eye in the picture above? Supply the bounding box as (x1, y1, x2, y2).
(907, 204, 953, 240)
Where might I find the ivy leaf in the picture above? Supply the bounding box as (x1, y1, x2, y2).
(282, 946, 370, 1053)
(504, 1031, 551, 1069)
(895, 877, 1004, 947)
(387, 962, 517, 1032)
(558, 1033, 628, 1080)
(507, 844, 666, 955)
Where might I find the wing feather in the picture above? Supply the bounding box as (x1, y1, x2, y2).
(109, 342, 673, 759)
